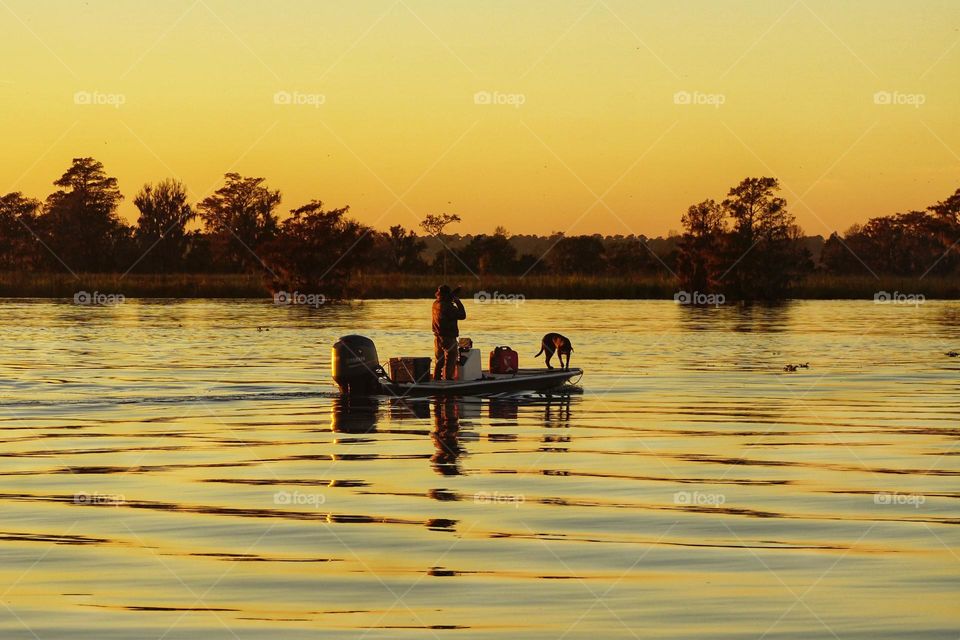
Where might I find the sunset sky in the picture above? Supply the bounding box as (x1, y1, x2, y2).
(1, 0, 958, 236)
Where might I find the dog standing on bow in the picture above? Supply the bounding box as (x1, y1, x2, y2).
(535, 333, 573, 369)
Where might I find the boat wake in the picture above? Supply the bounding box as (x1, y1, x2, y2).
(0, 389, 339, 411)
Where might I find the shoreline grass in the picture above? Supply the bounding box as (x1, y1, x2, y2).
(0, 272, 957, 300)
(0, 272, 265, 298)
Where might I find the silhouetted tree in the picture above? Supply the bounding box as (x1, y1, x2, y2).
(420, 213, 460, 276)
(927, 188, 960, 271)
(261, 201, 374, 298)
(820, 229, 871, 275)
(832, 208, 958, 276)
(182, 230, 218, 273)
(549, 235, 606, 274)
(720, 177, 810, 298)
(133, 179, 195, 272)
(40, 157, 128, 272)
(863, 211, 945, 274)
(606, 236, 659, 275)
(198, 173, 280, 270)
(0, 192, 42, 270)
(383, 224, 427, 272)
(929, 188, 960, 223)
(677, 199, 726, 293)
(420, 213, 461, 237)
(461, 227, 517, 274)
(515, 252, 549, 275)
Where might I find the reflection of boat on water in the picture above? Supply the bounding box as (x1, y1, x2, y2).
(331, 335, 582, 397)
(431, 397, 465, 475)
(330, 395, 473, 475)
(487, 393, 571, 424)
(330, 392, 576, 475)
(488, 397, 519, 422)
(330, 395, 379, 433)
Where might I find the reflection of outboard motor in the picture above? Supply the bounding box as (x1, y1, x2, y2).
(331, 395, 380, 433)
(332, 335, 382, 394)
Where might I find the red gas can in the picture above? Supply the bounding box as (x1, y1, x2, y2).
(489, 346, 519, 374)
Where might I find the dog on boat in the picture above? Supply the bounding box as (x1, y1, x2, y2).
(535, 333, 573, 369)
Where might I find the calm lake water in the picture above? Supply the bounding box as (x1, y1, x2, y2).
(1, 299, 958, 639)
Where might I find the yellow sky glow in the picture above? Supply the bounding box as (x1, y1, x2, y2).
(1, 0, 958, 236)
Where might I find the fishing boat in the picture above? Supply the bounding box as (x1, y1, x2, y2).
(332, 335, 582, 397)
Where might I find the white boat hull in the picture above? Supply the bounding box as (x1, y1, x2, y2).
(378, 367, 583, 398)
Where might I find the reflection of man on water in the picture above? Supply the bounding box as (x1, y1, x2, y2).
(432, 284, 466, 381)
(431, 398, 463, 475)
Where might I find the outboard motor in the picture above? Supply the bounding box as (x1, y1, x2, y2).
(332, 335, 382, 394)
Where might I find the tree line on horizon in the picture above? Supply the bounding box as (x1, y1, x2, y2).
(0, 157, 956, 299)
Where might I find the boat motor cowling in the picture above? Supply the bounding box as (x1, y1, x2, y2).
(332, 335, 382, 394)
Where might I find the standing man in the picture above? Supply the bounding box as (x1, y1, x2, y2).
(432, 284, 466, 381)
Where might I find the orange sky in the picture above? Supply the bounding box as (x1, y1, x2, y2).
(1, 0, 958, 236)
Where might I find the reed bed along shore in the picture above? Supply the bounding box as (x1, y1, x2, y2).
(0, 272, 957, 300)
(0, 272, 265, 298)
